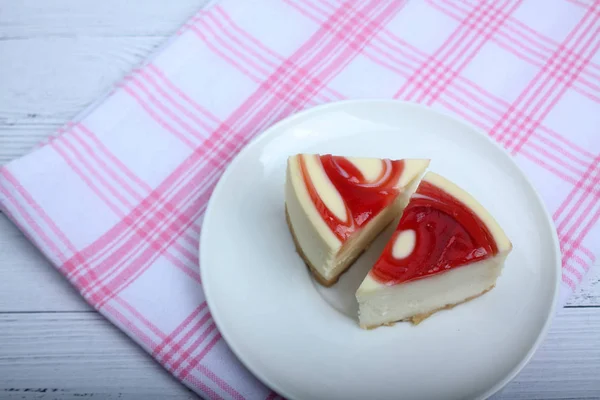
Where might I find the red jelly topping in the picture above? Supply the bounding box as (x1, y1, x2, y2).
(300, 155, 404, 241)
(371, 181, 498, 285)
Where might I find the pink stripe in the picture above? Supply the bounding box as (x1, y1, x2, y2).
(564, 263, 584, 280)
(65, 112, 246, 290)
(164, 252, 202, 284)
(126, 77, 207, 145)
(404, 0, 494, 101)
(395, 0, 488, 100)
(1, 168, 77, 254)
(555, 155, 600, 230)
(103, 303, 159, 352)
(67, 127, 207, 279)
(178, 330, 222, 380)
(458, 0, 600, 89)
(114, 296, 169, 341)
(433, 0, 548, 66)
(562, 274, 577, 290)
(445, 0, 600, 103)
(511, 26, 600, 154)
(305, 1, 594, 171)
(86, 190, 210, 307)
(563, 206, 600, 273)
(121, 84, 197, 149)
(197, 14, 273, 77)
(136, 69, 228, 147)
(170, 239, 200, 267)
(580, 245, 596, 262)
(538, 126, 596, 160)
(227, 0, 360, 112)
(204, 0, 383, 157)
(254, 0, 397, 131)
(217, 3, 343, 102)
(182, 230, 201, 248)
(265, 392, 279, 400)
(559, 165, 600, 258)
(147, 64, 221, 125)
(59, 134, 134, 213)
(422, 0, 520, 105)
(189, 21, 318, 111)
(439, 89, 496, 127)
(493, 43, 586, 144)
(196, 365, 246, 400)
(64, 124, 239, 282)
(567, 0, 594, 8)
(447, 75, 594, 166)
(501, 4, 598, 149)
(210, 6, 344, 103)
(519, 149, 590, 188)
(77, 146, 224, 297)
(531, 133, 590, 168)
(67, 165, 199, 283)
(172, 322, 218, 374)
(90, 197, 204, 308)
(78, 124, 204, 273)
(322, 1, 586, 182)
(292, 1, 417, 78)
(509, 16, 600, 153)
(153, 303, 207, 357)
(0, 181, 67, 263)
(183, 374, 225, 400)
(524, 141, 588, 177)
(77, 124, 151, 194)
(572, 253, 592, 269)
(189, 25, 265, 83)
(162, 308, 213, 367)
(214, 7, 281, 64)
(50, 140, 124, 219)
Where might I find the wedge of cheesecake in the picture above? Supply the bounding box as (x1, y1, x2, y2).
(356, 171, 512, 328)
(285, 154, 430, 287)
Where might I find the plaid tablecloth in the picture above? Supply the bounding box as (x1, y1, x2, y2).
(1, 0, 599, 398)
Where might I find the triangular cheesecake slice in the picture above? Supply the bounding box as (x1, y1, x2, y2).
(285, 154, 430, 287)
(356, 171, 512, 328)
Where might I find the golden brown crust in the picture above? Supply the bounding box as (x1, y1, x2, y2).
(285, 206, 357, 287)
(361, 285, 496, 329)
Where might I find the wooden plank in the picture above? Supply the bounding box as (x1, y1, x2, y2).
(494, 307, 600, 399)
(0, 37, 164, 164)
(0, 312, 195, 399)
(0, 0, 207, 38)
(0, 214, 90, 312)
(0, 308, 598, 399)
(567, 264, 600, 307)
(0, 37, 163, 123)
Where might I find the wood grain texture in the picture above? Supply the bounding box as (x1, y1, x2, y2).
(0, 309, 597, 400)
(0, 215, 89, 312)
(0, 0, 211, 165)
(0, 37, 164, 163)
(567, 265, 600, 307)
(0, 0, 206, 38)
(0, 312, 195, 400)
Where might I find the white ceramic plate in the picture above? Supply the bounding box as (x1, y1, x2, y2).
(200, 100, 561, 400)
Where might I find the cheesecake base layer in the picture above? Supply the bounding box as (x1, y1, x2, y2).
(357, 253, 507, 329)
(286, 206, 364, 287)
(361, 285, 494, 329)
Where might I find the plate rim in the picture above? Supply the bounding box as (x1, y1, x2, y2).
(199, 99, 562, 400)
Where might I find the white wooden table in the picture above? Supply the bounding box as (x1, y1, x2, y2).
(1, 2, 599, 399)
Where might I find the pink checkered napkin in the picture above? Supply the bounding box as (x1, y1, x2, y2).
(1, 0, 600, 398)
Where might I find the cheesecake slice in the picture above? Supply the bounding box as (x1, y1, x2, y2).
(356, 171, 512, 328)
(285, 154, 430, 287)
